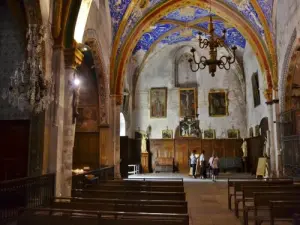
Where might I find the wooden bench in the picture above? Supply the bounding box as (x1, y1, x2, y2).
(242, 192, 300, 225)
(294, 213, 300, 225)
(269, 201, 300, 225)
(228, 179, 293, 210)
(18, 208, 189, 225)
(86, 184, 185, 192)
(101, 179, 183, 187)
(235, 184, 300, 217)
(54, 197, 187, 207)
(50, 200, 188, 214)
(155, 158, 174, 173)
(72, 189, 186, 201)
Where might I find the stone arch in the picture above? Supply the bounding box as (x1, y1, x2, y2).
(279, 29, 300, 112)
(83, 29, 110, 126)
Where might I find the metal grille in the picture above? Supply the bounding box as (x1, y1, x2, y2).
(280, 109, 300, 177)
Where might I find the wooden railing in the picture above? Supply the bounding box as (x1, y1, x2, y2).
(72, 166, 114, 189)
(0, 173, 55, 224)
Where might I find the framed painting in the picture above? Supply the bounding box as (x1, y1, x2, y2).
(227, 129, 240, 139)
(203, 129, 216, 139)
(162, 129, 173, 139)
(208, 90, 228, 117)
(150, 87, 167, 118)
(179, 88, 196, 117)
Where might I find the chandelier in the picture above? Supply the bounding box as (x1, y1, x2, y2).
(1, 24, 53, 113)
(188, 4, 237, 77)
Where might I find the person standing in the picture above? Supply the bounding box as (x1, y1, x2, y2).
(209, 153, 220, 182)
(199, 151, 206, 179)
(190, 150, 198, 178)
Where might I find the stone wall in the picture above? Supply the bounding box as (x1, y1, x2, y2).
(133, 43, 247, 139)
(0, 3, 28, 120)
(243, 44, 268, 134)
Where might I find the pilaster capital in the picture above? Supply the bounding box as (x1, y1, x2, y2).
(110, 94, 123, 106)
(264, 89, 273, 104)
(64, 47, 84, 69)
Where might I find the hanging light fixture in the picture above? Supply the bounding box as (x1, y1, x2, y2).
(188, 1, 237, 77)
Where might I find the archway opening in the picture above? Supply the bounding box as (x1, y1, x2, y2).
(120, 112, 126, 136)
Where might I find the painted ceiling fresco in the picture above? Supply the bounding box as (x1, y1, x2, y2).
(109, 0, 274, 56)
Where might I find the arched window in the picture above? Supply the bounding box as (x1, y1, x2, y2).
(120, 112, 126, 136)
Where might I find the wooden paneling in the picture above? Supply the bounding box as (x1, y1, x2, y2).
(175, 139, 189, 172)
(73, 132, 99, 170)
(149, 138, 244, 172)
(0, 120, 30, 181)
(120, 136, 129, 178)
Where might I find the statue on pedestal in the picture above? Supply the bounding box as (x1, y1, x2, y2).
(141, 132, 148, 153)
(241, 138, 248, 172)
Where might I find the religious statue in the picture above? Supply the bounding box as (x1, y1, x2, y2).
(241, 138, 248, 158)
(140, 131, 148, 153)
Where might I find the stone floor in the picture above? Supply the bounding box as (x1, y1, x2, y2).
(129, 172, 251, 225)
(128, 173, 294, 225)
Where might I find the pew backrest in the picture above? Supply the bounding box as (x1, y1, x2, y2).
(54, 197, 187, 206)
(72, 189, 186, 201)
(86, 184, 185, 192)
(50, 201, 188, 214)
(254, 192, 300, 207)
(242, 185, 300, 199)
(269, 200, 300, 224)
(234, 179, 294, 193)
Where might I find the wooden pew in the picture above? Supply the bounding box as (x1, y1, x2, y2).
(228, 179, 293, 210)
(72, 189, 186, 201)
(101, 179, 183, 187)
(51, 198, 187, 214)
(294, 213, 300, 225)
(86, 184, 185, 192)
(17, 208, 189, 225)
(269, 201, 300, 225)
(242, 192, 300, 225)
(54, 197, 188, 207)
(235, 184, 300, 217)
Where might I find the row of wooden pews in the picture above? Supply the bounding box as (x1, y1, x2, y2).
(17, 178, 189, 225)
(227, 177, 300, 225)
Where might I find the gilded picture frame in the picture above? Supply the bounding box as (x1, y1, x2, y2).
(162, 129, 173, 139)
(179, 88, 197, 117)
(203, 129, 216, 139)
(227, 129, 240, 139)
(150, 87, 167, 118)
(208, 89, 228, 117)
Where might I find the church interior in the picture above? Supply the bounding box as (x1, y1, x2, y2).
(1, 0, 300, 224)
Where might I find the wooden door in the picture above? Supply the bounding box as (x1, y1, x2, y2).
(73, 132, 99, 170)
(0, 120, 30, 181)
(175, 139, 189, 172)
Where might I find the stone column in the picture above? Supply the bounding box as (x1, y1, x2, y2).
(110, 95, 122, 178)
(60, 47, 83, 197)
(264, 89, 277, 177)
(48, 46, 65, 197)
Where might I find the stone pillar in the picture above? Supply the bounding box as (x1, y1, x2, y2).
(110, 95, 122, 178)
(60, 47, 83, 197)
(48, 46, 65, 197)
(264, 89, 277, 177)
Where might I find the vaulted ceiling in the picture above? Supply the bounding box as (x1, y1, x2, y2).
(108, 0, 276, 94)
